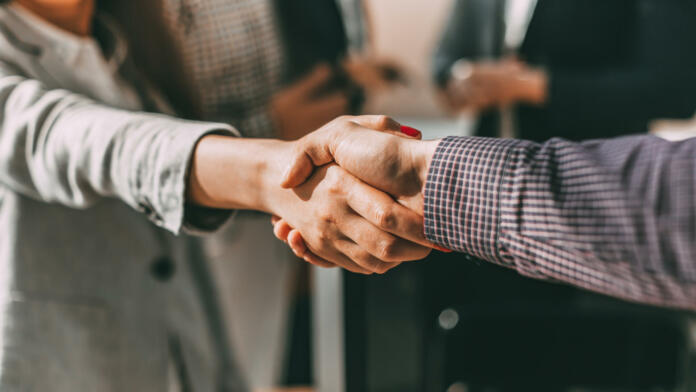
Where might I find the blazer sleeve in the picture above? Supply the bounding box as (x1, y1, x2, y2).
(424, 135, 696, 311)
(545, 0, 696, 139)
(0, 60, 238, 235)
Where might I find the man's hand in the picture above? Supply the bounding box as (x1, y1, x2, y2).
(272, 115, 446, 266)
(267, 163, 431, 273)
(271, 64, 350, 141)
(281, 115, 436, 213)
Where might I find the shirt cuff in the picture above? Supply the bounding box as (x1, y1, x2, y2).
(140, 120, 240, 235)
(423, 136, 519, 263)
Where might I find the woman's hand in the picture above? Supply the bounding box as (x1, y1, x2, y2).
(186, 116, 435, 274)
(282, 115, 438, 214)
(266, 163, 431, 273)
(272, 115, 447, 267)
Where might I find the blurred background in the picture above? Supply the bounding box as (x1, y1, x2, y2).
(8, 0, 696, 390)
(242, 1, 696, 391)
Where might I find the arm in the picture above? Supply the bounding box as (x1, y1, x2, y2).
(275, 120, 696, 310)
(0, 61, 235, 234)
(0, 66, 432, 271)
(425, 135, 696, 311)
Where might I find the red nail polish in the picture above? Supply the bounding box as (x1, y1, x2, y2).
(400, 125, 421, 138)
(433, 245, 454, 253)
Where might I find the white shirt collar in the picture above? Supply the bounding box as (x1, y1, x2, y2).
(504, 0, 538, 52)
(6, 3, 128, 72)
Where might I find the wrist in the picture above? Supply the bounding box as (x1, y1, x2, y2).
(188, 135, 293, 212)
(407, 139, 440, 192)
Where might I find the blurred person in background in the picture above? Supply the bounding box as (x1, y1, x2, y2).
(99, 0, 405, 387)
(433, 0, 696, 142)
(0, 0, 429, 390)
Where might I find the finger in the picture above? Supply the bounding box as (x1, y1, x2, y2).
(271, 215, 281, 225)
(281, 120, 346, 189)
(273, 219, 293, 242)
(302, 250, 337, 269)
(349, 115, 401, 132)
(309, 246, 374, 274)
(335, 238, 402, 274)
(351, 115, 423, 140)
(290, 64, 334, 99)
(281, 148, 316, 189)
(333, 238, 395, 274)
(280, 115, 404, 189)
(343, 173, 435, 252)
(287, 229, 308, 256)
(298, 229, 375, 274)
(339, 210, 431, 263)
(338, 233, 407, 274)
(287, 230, 336, 268)
(281, 216, 406, 272)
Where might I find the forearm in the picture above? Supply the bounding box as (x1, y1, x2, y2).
(423, 135, 696, 310)
(0, 65, 243, 234)
(187, 135, 291, 212)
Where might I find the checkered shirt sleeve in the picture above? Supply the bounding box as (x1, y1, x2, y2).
(424, 135, 696, 311)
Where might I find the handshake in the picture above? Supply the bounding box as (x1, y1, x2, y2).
(189, 115, 444, 275)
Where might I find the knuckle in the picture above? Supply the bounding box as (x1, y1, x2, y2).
(417, 246, 433, 260)
(336, 115, 351, 124)
(317, 212, 334, 226)
(316, 203, 338, 225)
(351, 253, 378, 275)
(375, 115, 392, 130)
(356, 252, 378, 269)
(325, 174, 344, 195)
(376, 263, 392, 275)
(367, 258, 391, 275)
(376, 237, 399, 261)
(374, 206, 397, 231)
(312, 229, 332, 247)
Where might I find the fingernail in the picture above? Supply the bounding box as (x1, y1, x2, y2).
(400, 125, 421, 138)
(433, 245, 453, 253)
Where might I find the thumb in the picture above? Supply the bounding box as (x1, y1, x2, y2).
(280, 115, 423, 188)
(350, 115, 422, 140)
(281, 150, 315, 189)
(280, 130, 337, 188)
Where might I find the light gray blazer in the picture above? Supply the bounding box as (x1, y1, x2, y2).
(0, 6, 246, 391)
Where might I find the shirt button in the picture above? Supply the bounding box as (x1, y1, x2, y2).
(150, 256, 176, 282)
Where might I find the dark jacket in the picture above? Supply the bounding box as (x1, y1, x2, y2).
(433, 0, 696, 142)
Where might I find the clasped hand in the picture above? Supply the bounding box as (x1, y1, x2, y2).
(272, 115, 441, 273)
(189, 115, 440, 274)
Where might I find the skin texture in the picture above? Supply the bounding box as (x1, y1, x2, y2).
(189, 116, 436, 274)
(271, 117, 442, 266)
(14, 0, 95, 36)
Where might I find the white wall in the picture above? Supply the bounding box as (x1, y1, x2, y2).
(363, 0, 454, 117)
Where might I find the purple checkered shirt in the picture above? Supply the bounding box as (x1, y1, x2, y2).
(424, 135, 696, 311)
